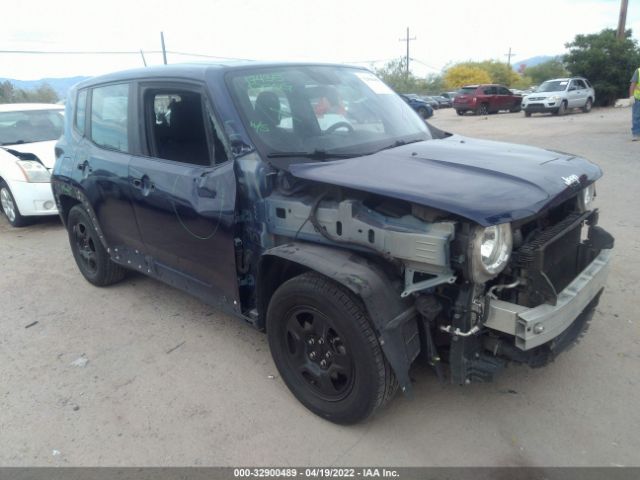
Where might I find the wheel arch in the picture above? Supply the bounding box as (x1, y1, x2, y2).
(258, 242, 418, 395)
(57, 194, 81, 226)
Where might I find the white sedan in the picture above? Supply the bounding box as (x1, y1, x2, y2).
(0, 103, 64, 227)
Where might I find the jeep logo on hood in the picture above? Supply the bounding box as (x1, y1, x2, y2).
(562, 174, 580, 187)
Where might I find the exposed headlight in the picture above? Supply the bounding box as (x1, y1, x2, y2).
(16, 160, 50, 183)
(577, 183, 596, 211)
(469, 223, 513, 283)
(548, 96, 561, 102)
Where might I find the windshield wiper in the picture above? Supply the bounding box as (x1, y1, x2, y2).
(374, 138, 423, 154)
(267, 149, 358, 161)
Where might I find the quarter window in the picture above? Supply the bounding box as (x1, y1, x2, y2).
(90, 83, 129, 152)
(75, 90, 87, 135)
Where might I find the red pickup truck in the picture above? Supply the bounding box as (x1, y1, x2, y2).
(453, 84, 522, 116)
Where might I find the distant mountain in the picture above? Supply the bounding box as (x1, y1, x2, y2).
(0, 76, 91, 100)
(513, 55, 559, 72)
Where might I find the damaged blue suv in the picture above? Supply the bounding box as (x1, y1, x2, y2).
(52, 63, 614, 424)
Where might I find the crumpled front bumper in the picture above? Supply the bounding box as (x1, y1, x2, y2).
(484, 249, 612, 350)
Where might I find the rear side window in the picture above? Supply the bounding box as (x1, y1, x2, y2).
(75, 90, 87, 135)
(498, 87, 511, 95)
(90, 83, 129, 152)
(483, 86, 497, 95)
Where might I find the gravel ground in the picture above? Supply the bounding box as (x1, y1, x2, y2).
(0, 106, 638, 467)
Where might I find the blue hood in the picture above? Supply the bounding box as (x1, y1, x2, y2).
(288, 135, 602, 226)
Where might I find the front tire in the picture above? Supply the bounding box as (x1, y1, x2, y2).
(524, 111, 532, 117)
(0, 181, 30, 227)
(67, 205, 126, 286)
(266, 272, 397, 424)
(417, 107, 430, 119)
(554, 101, 567, 116)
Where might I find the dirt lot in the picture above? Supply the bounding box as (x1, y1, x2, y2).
(1, 106, 638, 467)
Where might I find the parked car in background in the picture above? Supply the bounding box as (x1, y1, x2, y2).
(399, 94, 434, 119)
(432, 95, 452, 108)
(440, 91, 459, 101)
(416, 95, 440, 110)
(0, 103, 64, 227)
(453, 84, 522, 116)
(522, 78, 595, 117)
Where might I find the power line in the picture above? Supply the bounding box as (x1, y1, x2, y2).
(0, 48, 252, 61)
(409, 58, 441, 72)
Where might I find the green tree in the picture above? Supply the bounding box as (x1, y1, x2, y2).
(424, 73, 445, 94)
(476, 60, 520, 86)
(374, 57, 428, 93)
(524, 59, 569, 84)
(0, 81, 59, 104)
(31, 83, 59, 103)
(564, 28, 640, 105)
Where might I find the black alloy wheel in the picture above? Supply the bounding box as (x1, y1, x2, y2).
(267, 272, 397, 424)
(67, 205, 125, 286)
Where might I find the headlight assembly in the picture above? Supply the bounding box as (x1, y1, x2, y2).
(16, 160, 50, 183)
(469, 223, 512, 283)
(577, 183, 596, 211)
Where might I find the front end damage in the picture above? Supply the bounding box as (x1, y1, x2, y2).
(259, 177, 614, 392)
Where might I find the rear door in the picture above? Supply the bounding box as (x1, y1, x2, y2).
(567, 80, 582, 108)
(497, 86, 515, 110)
(573, 79, 588, 107)
(82, 82, 145, 251)
(481, 86, 498, 111)
(128, 81, 239, 307)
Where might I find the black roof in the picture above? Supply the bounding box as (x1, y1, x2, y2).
(73, 61, 367, 90)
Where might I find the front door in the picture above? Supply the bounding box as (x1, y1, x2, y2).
(128, 82, 239, 308)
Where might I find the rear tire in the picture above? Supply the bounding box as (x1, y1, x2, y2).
(456, 110, 465, 116)
(582, 98, 593, 113)
(0, 181, 30, 228)
(67, 205, 126, 286)
(476, 103, 489, 115)
(266, 272, 397, 424)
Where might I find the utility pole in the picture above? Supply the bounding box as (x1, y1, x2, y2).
(399, 27, 416, 77)
(160, 31, 168, 65)
(504, 47, 516, 68)
(617, 0, 629, 40)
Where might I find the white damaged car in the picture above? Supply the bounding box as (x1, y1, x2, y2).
(0, 103, 64, 227)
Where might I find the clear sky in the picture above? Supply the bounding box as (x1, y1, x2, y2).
(1, 0, 638, 80)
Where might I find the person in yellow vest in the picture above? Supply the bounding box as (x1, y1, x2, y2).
(631, 67, 640, 141)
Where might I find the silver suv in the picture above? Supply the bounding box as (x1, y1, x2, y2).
(522, 77, 595, 117)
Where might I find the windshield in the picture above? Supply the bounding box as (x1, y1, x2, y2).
(536, 80, 569, 93)
(227, 66, 430, 158)
(0, 109, 64, 145)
